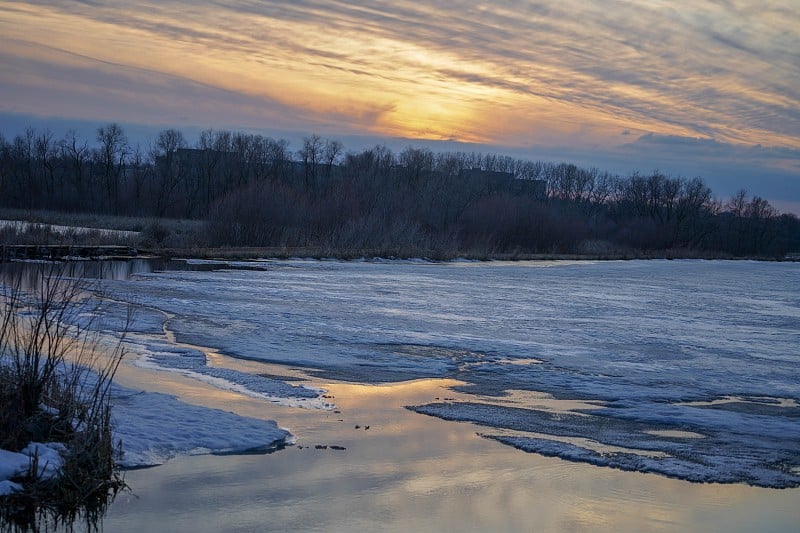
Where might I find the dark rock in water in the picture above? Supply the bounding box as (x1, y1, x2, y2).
(330, 445, 346, 451)
(315, 445, 327, 450)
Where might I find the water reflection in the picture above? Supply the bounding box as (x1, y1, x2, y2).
(1, 495, 116, 533)
(104, 375, 800, 532)
(0, 257, 254, 288)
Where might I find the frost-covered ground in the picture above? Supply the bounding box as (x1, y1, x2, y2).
(92, 259, 799, 487)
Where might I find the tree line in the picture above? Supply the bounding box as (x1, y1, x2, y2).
(0, 124, 797, 257)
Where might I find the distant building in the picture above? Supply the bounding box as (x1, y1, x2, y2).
(458, 168, 546, 199)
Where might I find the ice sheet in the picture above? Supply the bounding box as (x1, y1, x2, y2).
(92, 259, 799, 487)
(111, 385, 291, 468)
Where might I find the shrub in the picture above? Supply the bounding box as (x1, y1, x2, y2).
(0, 263, 127, 531)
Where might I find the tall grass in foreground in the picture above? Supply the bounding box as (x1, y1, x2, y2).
(0, 264, 128, 532)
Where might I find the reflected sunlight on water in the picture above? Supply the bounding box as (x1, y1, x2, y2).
(106, 362, 800, 532)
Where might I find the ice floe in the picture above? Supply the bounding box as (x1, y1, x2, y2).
(111, 385, 291, 468)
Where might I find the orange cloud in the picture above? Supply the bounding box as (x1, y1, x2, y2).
(0, 0, 798, 150)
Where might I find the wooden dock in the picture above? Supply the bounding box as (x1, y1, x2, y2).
(0, 245, 139, 261)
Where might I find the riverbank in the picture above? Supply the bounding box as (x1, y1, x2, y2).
(2, 244, 797, 263)
(1, 209, 797, 262)
(147, 245, 760, 262)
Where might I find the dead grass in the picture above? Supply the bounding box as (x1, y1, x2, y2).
(0, 208, 206, 250)
(0, 263, 128, 531)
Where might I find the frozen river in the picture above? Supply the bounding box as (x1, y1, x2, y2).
(75, 258, 799, 529)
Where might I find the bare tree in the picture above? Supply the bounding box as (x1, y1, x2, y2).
(127, 144, 151, 212)
(264, 137, 290, 181)
(728, 189, 748, 217)
(8, 129, 36, 209)
(32, 129, 59, 208)
(60, 130, 90, 211)
(323, 139, 343, 181)
(298, 135, 322, 189)
(0, 134, 10, 200)
(96, 123, 129, 213)
(152, 128, 187, 217)
(399, 147, 433, 182)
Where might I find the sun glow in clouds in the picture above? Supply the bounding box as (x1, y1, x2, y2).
(0, 0, 799, 151)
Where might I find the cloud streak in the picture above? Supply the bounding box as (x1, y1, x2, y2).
(2, 0, 798, 144)
(0, 0, 798, 204)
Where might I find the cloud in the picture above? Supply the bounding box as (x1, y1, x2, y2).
(614, 134, 800, 202)
(0, 0, 798, 205)
(3, 0, 798, 146)
(0, 38, 312, 132)
(624, 133, 800, 167)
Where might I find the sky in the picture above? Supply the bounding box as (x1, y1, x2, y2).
(1, 1, 799, 212)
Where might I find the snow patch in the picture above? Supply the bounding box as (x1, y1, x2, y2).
(0, 442, 67, 492)
(0, 480, 23, 496)
(111, 386, 292, 468)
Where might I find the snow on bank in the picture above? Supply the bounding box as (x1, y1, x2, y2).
(0, 480, 22, 496)
(0, 385, 291, 486)
(0, 443, 66, 495)
(111, 385, 291, 468)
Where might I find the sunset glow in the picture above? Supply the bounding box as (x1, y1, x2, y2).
(1, 0, 799, 205)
